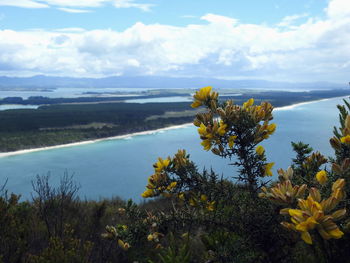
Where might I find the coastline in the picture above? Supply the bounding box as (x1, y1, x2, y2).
(0, 95, 348, 158)
(0, 123, 193, 158)
(274, 97, 338, 111)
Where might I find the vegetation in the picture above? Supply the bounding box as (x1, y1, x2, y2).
(0, 102, 195, 151)
(1, 87, 350, 262)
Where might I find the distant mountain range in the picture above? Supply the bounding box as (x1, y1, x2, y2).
(0, 75, 346, 90)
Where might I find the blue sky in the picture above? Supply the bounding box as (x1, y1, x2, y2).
(0, 0, 349, 83)
(1, 0, 327, 31)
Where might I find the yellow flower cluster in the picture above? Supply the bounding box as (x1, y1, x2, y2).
(192, 87, 276, 155)
(330, 115, 350, 147)
(315, 170, 328, 185)
(188, 194, 216, 211)
(256, 145, 265, 156)
(263, 162, 275, 177)
(147, 232, 163, 242)
(118, 239, 131, 251)
(197, 120, 228, 151)
(102, 225, 131, 251)
(141, 150, 189, 198)
(332, 158, 350, 175)
(341, 115, 350, 143)
(302, 152, 327, 170)
(243, 100, 274, 123)
(280, 179, 346, 244)
(256, 122, 276, 142)
(191, 86, 218, 108)
(259, 171, 307, 205)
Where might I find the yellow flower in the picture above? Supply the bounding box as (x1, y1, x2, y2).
(118, 239, 131, 250)
(197, 123, 207, 137)
(295, 217, 318, 232)
(206, 201, 215, 211)
(267, 123, 276, 134)
(301, 231, 313, 244)
(256, 145, 265, 155)
(200, 194, 208, 202)
(189, 198, 197, 206)
(191, 100, 202, 108)
(264, 162, 274, 177)
(166, 181, 177, 191)
(141, 188, 154, 198)
(178, 192, 185, 201)
(154, 158, 170, 173)
(328, 228, 344, 239)
(243, 98, 254, 109)
(288, 209, 304, 218)
(340, 135, 350, 144)
(201, 139, 212, 151)
(217, 120, 227, 136)
(191, 86, 213, 108)
(228, 135, 237, 148)
(316, 170, 328, 185)
(147, 234, 153, 241)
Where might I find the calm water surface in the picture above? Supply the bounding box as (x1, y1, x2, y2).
(0, 97, 347, 201)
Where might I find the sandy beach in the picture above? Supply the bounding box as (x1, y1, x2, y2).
(0, 123, 193, 158)
(0, 95, 347, 158)
(274, 97, 337, 111)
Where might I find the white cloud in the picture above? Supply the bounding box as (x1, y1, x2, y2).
(57, 7, 91, 13)
(277, 13, 309, 28)
(201, 14, 238, 26)
(0, 0, 349, 83)
(0, 0, 48, 8)
(182, 15, 197, 19)
(0, 0, 154, 11)
(42, 0, 108, 7)
(326, 0, 350, 19)
(54, 28, 86, 32)
(113, 0, 153, 12)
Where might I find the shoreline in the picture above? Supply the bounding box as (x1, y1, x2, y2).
(0, 123, 193, 158)
(273, 97, 342, 111)
(0, 95, 348, 158)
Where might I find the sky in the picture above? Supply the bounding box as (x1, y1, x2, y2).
(0, 0, 349, 83)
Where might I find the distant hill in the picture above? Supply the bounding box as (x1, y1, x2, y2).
(0, 75, 346, 90)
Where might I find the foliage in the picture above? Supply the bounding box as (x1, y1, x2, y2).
(0, 102, 195, 151)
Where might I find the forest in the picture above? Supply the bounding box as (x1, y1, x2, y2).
(0, 102, 195, 151)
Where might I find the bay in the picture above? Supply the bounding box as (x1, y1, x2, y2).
(0, 96, 348, 201)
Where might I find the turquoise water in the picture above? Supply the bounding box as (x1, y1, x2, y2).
(125, 96, 192, 103)
(0, 97, 347, 201)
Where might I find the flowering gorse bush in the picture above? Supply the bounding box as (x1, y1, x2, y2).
(103, 87, 350, 262)
(260, 168, 346, 244)
(191, 86, 276, 191)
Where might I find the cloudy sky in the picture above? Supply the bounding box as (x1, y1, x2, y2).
(0, 0, 349, 83)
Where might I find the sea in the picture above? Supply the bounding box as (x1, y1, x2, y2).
(0, 96, 348, 202)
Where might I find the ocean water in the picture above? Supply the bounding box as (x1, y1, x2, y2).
(0, 96, 348, 201)
(125, 96, 192, 103)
